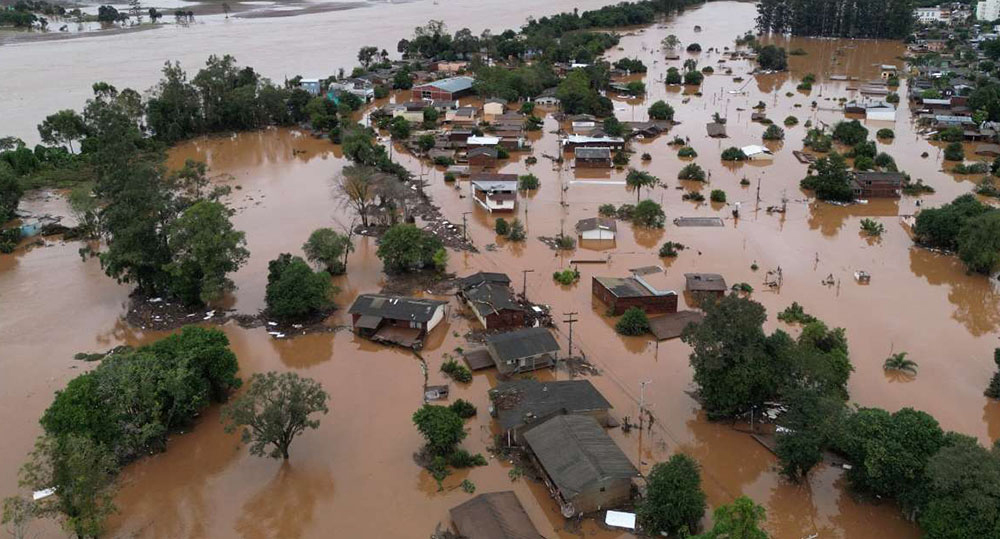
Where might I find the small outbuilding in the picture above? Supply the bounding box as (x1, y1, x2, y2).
(486, 327, 560, 375)
(706, 122, 727, 138)
(483, 98, 507, 116)
(592, 268, 678, 316)
(575, 217, 617, 241)
(741, 145, 774, 161)
(522, 415, 639, 517)
(449, 491, 542, 539)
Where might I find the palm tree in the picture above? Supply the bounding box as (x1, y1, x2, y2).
(883, 352, 918, 375)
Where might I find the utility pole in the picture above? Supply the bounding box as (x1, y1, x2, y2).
(521, 269, 534, 299)
(461, 212, 471, 243)
(638, 380, 651, 430)
(563, 312, 578, 358)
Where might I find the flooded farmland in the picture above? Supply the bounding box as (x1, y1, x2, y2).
(2, 1, 1000, 537)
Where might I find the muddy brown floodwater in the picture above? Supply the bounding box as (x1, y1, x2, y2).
(3, 1, 1000, 538)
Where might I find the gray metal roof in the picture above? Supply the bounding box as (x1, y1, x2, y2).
(574, 146, 612, 159)
(706, 122, 727, 137)
(522, 415, 638, 500)
(684, 273, 728, 292)
(593, 276, 649, 299)
(418, 76, 475, 93)
(853, 171, 904, 186)
(575, 217, 617, 234)
(492, 379, 611, 431)
(348, 294, 447, 323)
(449, 491, 542, 539)
(459, 272, 512, 289)
(464, 282, 523, 318)
(486, 328, 559, 362)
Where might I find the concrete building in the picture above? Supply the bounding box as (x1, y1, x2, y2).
(299, 78, 321, 96)
(852, 171, 903, 199)
(979, 0, 1000, 21)
(328, 78, 375, 102)
(592, 266, 678, 316)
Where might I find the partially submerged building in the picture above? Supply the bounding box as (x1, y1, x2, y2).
(592, 266, 678, 316)
(684, 273, 727, 301)
(471, 174, 518, 212)
(560, 134, 626, 152)
(348, 294, 449, 348)
(575, 217, 617, 241)
(412, 76, 476, 101)
(522, 415, 639, 517)
(741, 145, 774, 161)
(852, 171, 903, 199)
(485, 327, 560, 375)
(706, 122, 727, 138)
(574, 146, 612, 168)
(449, 491, 542, 539)
(491, 379, 612, 446)
(458, 272, 525, 331)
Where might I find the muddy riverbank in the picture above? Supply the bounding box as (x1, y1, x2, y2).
(2, 1, 1000, 538)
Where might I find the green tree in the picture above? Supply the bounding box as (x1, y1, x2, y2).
(222, 371, 329, 460)
(264, 254, 334, 321)
(417, 133, 435, 153)
(757, 45, 787, 70)
(422, 107, 439, 126)
(615, 307, 650, 336)
(695, 496, 768, 539)
(943, 142, 964, 161)
(918, 434, 1000, 538)
(626, 169, 659, 202)
(632, 199, 665, 228)
(376, 223, 443, 273)
(37, 109, 87, 153)
(1, 495, 36, 539)
(666, 67, 682, 84)
(832, 120, 868, 145)
(146, 61, 203, 143)
(638, 454, 706, 536)
(958, 211, 1000, 274)
(800, 152, 853, 202)
(762, 124, 784, 140)
(388, 116, 411, 141)
(883, 351, 918, 374)
(357, 45, 380, 69)
(775, 387, 846, 481)
(165, 200, 248, 305)
(648, 100, 674, 121)
(507, 218, 526, 241)
(302, 227, 353, 274)
(412, 404, 466, 456)
(18, 435, 118, 539)
(0, 162, 22, 222)
(913, 195, 991, 251)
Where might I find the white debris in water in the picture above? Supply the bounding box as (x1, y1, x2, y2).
(203, 310, 215, 320)
(33, 487, 56, 501)
(267, 321, 277, 326)
(148, 297, 163, 303)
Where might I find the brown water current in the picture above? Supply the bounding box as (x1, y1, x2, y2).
(3, 1, 1000, 537)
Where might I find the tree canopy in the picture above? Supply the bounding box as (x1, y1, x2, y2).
(638, 454, 706, 536)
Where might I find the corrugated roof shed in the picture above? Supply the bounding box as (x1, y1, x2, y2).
(492, 379, 611, 431)
(449, 491, 542, 539)
(486, 328, 559, 362)
(348, 294, 447, 322)
(522, 415, 638, 500)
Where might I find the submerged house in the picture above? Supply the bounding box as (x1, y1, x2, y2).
(458, 272, 525, 331)
(561, 134, 626, 152)
(852, 171, 903, 199)
(741, 145, 774, 161)
(574, 146, 612, 168)
(348, 294, 449, 349)
(592, 266, 678, 316)
(328, 78, 375, 102)
(471, 174, 518, 212)
(486, 327, 560, 375)
(491, 379, 612, 446)
(706, 122, 727, 138)
(522, 415, 639, 517)
(684, 273, 727, 301)
(575, 217, 617, 241)
(449, 491, 542, 539)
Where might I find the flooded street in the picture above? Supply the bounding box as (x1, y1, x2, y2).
(3, 1, 1000, 537)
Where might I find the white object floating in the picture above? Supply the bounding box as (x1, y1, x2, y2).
(33, 487, 56, 501)
(267, 321, 277, 326)
(149, 297, 163, 303)
(605, 510, 636, 530)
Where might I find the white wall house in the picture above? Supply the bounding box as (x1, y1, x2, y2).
(915, 6, 948, 23)
(471, 179, 517, 212)
(741, 145, 774, 161)
(979, 0, 1000, 21)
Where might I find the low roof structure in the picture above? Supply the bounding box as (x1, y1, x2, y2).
(741, 145, 773, 158)
(464, 282, 522, 319)
(492, 379, 611, 431)
(469, 146, 499, 159)
(460, 272, 511, 289)
(648, 311, 705, 340)
(449, 491, 542, 539)
(417, 75, 475, 93)
(684, 273, 728, 292)
(853, 171, 904, 187)
(575, 217, 617, 234)
(674, 217, 724, 227)
(522, 415, 638, 501)
(706, 122, 727, 137)
(472, 178, 518, 192)
(486, 328, 559, 363)
(574, 146, 612, 159)
(348, 294, 447, 323)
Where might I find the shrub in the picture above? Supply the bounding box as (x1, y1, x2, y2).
(784, 115, 798, 127)
(684, 70, 704, 85)
(444, 172, 456, 182)
(494, 218, 510, 236)
(721, 147, 746, 161)
(669, 136, 686, 146)
(433, 156, 454, 167)
(796, 82, 812, 91)
(552, 267, 581, 285)
(803, 128, 833, 152)
(598, 203, 616, 217)
(710, 189, 727, 203)
(642, 152, 652, 161)
(886, 92, 900, 104)
(665, 68, 682, 84)
(854, 156, 874, 171)
(507, 218, 526, 241)
(616, 203, 636, 220)
(686, 43, 702, 52)
(701, 66, 714, 74)
(441, 359, 472, 383)
(447, 448, 487, 468)
(762, 124, 785, 140)
(678, 163, 706, 181)
(682, 191, 705, 202)
(659, 241, 685, 257)
(777, 302, 816, 324)
(518, 174, 539, 190)
(789, 47, 807, 55)
(449, 399, 477, 418)
(615, 307, 650, 336)
(632, 199, 665, 227)
(944, 142, 964, 161)
(678, 146, 697, 158)
(613, 150, 630, 166)
(953, 162, 989, 174)
(860, 218, 885, 236)
(876, 128, 895, 139)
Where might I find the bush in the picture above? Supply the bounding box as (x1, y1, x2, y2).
(678, 163, 706, 181)
(721, 147, 746, 161)
(449, 399, 477, 418)
(762, 124, 785, 140)
(683, 70, 704, 85)
(678, 146, 697, 158)
(441, 359, 472, 383)
(854, 156, 874, 171)
(496, 147, 509, 159)
(265, 254, 334, 321)
(598, 203, 616, 217)
(447, 448, 487, 468)
(953, 162, 989, 174)
(777, 302, 816, 324)
(710, 189, 727, 203)
(886, 93, 900, 104)
(642, 152, 652, 161)
(860, 218, 885, 236)
(376, 223, 443, 273)
(615, 307, 650, 336)
(832, 120, 868, 145)
(876, 128, 895, 139)
(495, 218, 510, 236)
(444, 172, 456, 182)
(632, 199, 665, 227)
(936, 127, 964, 143)
(803, 128, 833, 152)
(616, 203, 636, 220)
(552, 267, 580, 285)
(686, 43, 702, 52)
(613, 150, 630, 166)
(518, 174, 539, 190)
(507, 218, 526, 241)
(433, 156, 454, 167)
(648, 100, 675, 121)
(659, 241, 685, 257)
(784, 115, 798, 126)
(665, 68, 682, 84)
(0, 227, 20, 253)
(796, 81, 812, 91)
(943, 142, 964, 161)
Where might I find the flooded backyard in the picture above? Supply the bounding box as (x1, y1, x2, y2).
(2, 1, 1000, 537)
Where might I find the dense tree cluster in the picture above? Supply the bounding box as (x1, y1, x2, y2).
(756, 0, 915, 39)
(800, 152, 853, 202)
(376, 223, 445, 274)
(265, 253, 336, 321)
(914, 194, 1000, 274)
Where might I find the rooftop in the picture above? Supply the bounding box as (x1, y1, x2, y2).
(472, 179, 518, 192)
(348, 294, 447, 323)
(449, 491, 542, 539)
(459, 272, 512, 289)
(684, 273, 728, 292)
(464, 282, 523, 318)
(416, 75, 475, 93)
(492, 379, 612, 431)
(486, 327, 559, 362)
(522, 415, 638, 500)
(575, 217, 617, 234)
(574, 147, 612, 159)
(854, 171, 904, 186)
